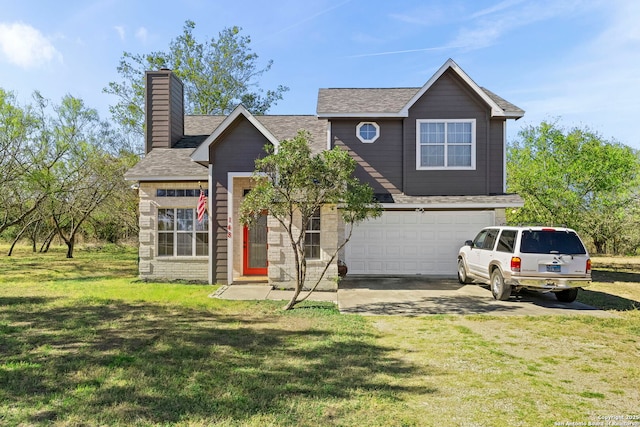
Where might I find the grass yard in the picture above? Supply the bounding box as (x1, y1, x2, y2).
(0, 245, 639, 426)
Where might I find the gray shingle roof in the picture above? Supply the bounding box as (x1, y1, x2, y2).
(479, 87, 525, 118)
(184, 115, 226, 135)
(317, 86, 523, 118)
(317, 88, 418, 115)
(126, 115, 328, 180)
(184, 114, 328, 154)
(254, 115, 327, 154)
(124, 148, 208, 180)
(388, 193, 524, 207)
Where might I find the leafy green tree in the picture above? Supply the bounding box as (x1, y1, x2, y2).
(1, 89, 138, 255)
(104, 20, 288, 149)
(45, 96, 133, 258)
(507, 121, 640, 254)
(0, 89, 51, 237)
(240, 131, 382, 310)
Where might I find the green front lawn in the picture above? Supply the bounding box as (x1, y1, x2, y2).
(1, 245, 638, 426)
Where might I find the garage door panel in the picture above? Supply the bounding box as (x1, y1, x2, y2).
(402, 246, 420, 256)
(368, 246, 384, 257)
(402, 215, 418, 225)
(385, 245, 402, 257)
(367, 230, 384, 240)
(419, 230, 436, 241)
(436, 216, 453, 225)
(418, 215, 436, 225)
(349, 245, 366, 257)
(348, 260, 365, 272)
(346, 210, 495, 275)
(385, 230, 402, 240)
(368, 262, 384, 273)
(384, 214, 402, 225)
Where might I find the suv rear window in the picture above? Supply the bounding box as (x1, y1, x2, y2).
(519, 230, 587, 255)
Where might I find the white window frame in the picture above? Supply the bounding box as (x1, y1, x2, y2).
(157, 207, 208, 257)
(356, 121, 380, 143)
(304, 208, 321, 260)
(416, 119, 476, 170)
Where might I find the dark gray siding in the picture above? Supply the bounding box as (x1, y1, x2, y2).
(332, 119, 403, 194)
(403, 69, 504, 196)
(489, 119, 505, 194)
(144, 70, 184, 153)
(209, 117, 271, 284)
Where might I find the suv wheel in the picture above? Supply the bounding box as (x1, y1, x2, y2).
(491, 269, 511, 301)
(555, 288, 579, 303)
(457, 259, 471, 284)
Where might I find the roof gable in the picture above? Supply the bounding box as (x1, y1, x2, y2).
(317, 58, 524, 119)
(191, 105, 280, 162)
(400, 58, 503, 117)
(190, 106, 329, 163)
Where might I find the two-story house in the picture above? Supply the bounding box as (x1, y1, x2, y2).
(124, 59, 524, 289)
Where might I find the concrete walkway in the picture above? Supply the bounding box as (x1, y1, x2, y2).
(210, 284, 337, 303)
(211, 276, 616, 317)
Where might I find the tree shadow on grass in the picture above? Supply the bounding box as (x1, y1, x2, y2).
(0, 297, 434, 425)
(340, 295, 524, 316)
(577, 289, 640, 311)
(592, 269, 640, 283)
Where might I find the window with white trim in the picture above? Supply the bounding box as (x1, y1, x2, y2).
(158, 208, 208, 256)
(356, 122, 380, 143)
(304, 209, 321, 259)
(416, 119, 475, 169)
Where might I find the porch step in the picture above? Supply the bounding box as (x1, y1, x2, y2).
(232, 276, 269, 284)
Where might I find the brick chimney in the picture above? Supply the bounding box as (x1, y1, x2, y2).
(144, 69, 185, 154)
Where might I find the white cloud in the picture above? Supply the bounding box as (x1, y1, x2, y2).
(114, 25, 125, 41)
(135, 27, 148, 43)
(450, 1, 588, 50)
(389, 6, 447, 27)
(352, 1, 587, 59)
(0, 22, 62, 68)
(592, 0, 640, 47)
(509, 1, 640, 147)
(348, 45, 452, 58)
(469, 0, 526, 19)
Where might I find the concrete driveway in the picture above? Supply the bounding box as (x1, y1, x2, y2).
(213, 276, 614, 317)
(337, 276, 615, 317)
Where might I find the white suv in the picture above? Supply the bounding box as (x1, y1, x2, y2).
(457, 226, 591, 302)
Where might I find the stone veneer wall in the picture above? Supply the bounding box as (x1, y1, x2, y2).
(137, 182, 209, 282)
(267, 205, 339, 291)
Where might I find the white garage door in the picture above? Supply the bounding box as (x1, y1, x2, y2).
(345, 210, 495, 275)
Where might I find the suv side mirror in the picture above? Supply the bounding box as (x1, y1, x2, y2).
(465, 240, 474, 247)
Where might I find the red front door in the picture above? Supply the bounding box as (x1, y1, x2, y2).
(243, 213, 268, 275)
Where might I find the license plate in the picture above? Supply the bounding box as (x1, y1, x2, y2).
(546, 264, 561, 273)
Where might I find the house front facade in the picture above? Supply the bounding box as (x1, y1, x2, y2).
(124, 59, 524, 289)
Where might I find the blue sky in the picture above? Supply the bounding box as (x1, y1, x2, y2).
(1, 0, 639, 149)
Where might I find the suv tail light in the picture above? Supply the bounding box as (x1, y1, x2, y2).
(586, 258, 591, 274)
(511, 257, 521, 272)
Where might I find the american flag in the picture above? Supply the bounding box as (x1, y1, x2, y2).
(197, 189, 207, 223)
